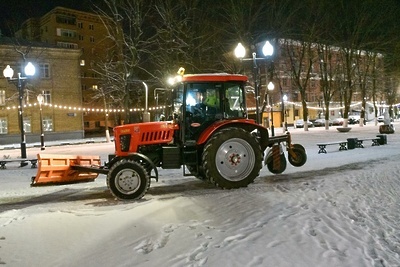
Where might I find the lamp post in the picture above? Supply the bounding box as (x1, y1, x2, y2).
(283, 94, 288, 132)
(267, 81, 275, 136)
(142, 81, 150, 122)
(235, 41, 274, 124)
(37, 94, 45, 150)
(3, 63, 36, 160)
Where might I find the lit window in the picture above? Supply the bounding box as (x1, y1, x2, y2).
(0, 118, 7, 134)
(23, 117, 31, 133)
(0, 90, 5, 106)
(42, 90, 51, 104)
(43, 116, 53, 131)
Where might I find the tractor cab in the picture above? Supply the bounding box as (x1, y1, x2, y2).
(171, 74, 248, 143)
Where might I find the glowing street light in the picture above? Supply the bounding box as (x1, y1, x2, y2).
(267, 81, 275, 136)
(283, 94, 288, 132)
(37, 93, 45, 150)
(3, 62, 36, 161)
(235, 41, 274, 125)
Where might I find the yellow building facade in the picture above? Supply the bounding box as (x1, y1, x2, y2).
(0, 38, 83, 145)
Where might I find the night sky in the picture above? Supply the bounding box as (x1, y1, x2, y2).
(0, 0, 94, 37)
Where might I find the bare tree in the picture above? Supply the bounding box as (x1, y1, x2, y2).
(317, 43, 340, 129)
(283, 39, 315, 131)
(93, 0, 157, 124)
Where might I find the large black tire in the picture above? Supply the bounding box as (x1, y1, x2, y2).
(288, 144, 307, 167)
(107, 159, 150, 200)
(202, 127, 262, 188)
(265, 151, 287, 174)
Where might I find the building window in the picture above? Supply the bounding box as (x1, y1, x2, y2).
(0, 118, 7, 134)
(39, 64, 50, 79)
(56, 15, 76, 25)
(90, 36, 95, 43)
(56, 28, 77, 38)
(0, 90, 5, 106)
(42, 90, 51, 104)
(24, 117, 31, 133)
(79, 35, 84, 41)
(89, 24, 94, 30)
(57, 42, 78, 49)
(78, 22, 83, 28)
(43, 116, 53, 132)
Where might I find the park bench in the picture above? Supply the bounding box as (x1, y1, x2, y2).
(316, 141, 347, 154)
(355, 138, 380, 148)
(0, 158, 38, 169)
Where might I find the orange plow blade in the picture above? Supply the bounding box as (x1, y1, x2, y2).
(32, 154, 102, 186)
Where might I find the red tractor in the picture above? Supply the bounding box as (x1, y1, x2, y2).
(32, 73, 307, 200)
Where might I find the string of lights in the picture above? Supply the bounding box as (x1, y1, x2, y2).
(0, 102, 167, 113)
(0, 101, 397, 113)
(247, 101, 396, 111)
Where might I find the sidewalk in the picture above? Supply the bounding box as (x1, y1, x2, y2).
(0, 136, 111, 151)
(0, 121, 396, 151)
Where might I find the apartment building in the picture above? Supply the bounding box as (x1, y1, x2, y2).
(17, 6, 115, 134)
(0, 38, 83, 145)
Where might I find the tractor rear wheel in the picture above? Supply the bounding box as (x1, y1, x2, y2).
(288, 144, 307, 167)
(107, 159, 150, 200)
(202, 127, 262, 188)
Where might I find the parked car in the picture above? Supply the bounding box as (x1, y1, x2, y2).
(313, 119, 333, 127)
(348, 115, 360, 124)
(332, 118, 344, 126)
(294, 119, 314, 128)
(377, 115, 393, 123)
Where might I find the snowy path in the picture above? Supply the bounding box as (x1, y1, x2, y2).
(1, 123, 400, 266)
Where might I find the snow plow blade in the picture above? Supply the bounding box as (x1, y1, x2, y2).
(31, 154, 102, 186)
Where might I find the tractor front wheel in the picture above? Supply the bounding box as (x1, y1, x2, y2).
(202, 127, 262, 188)
(288, 144, 307, 167)
(107, 159, 150, 200)
(265, 146, 287, 174)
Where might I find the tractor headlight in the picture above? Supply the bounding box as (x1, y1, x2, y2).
(120, 134, 131, 152)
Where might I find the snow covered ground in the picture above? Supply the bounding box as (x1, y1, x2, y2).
(1, 123, 400, 267)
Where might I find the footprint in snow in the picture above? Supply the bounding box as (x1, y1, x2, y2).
(187, 242, 209, 265)
(214, 234, 246, 248)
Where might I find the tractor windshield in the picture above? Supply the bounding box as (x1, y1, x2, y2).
(173, 81, 246, 141)
(178, 82, 246, 119)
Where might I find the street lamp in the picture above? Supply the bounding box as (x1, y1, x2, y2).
(3, 62, 36, 160)
(267, 81, 275, 136)
(235, 41, 274, 124)
(283, 94, 288, 132)
(37, 93, 45, 150)
(142, 81, 150, 122)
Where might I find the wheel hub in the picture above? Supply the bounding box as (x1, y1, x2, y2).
(229, 153, 241, 166)
(116, 170, 140, 192)
(215, 138, 255, 181)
